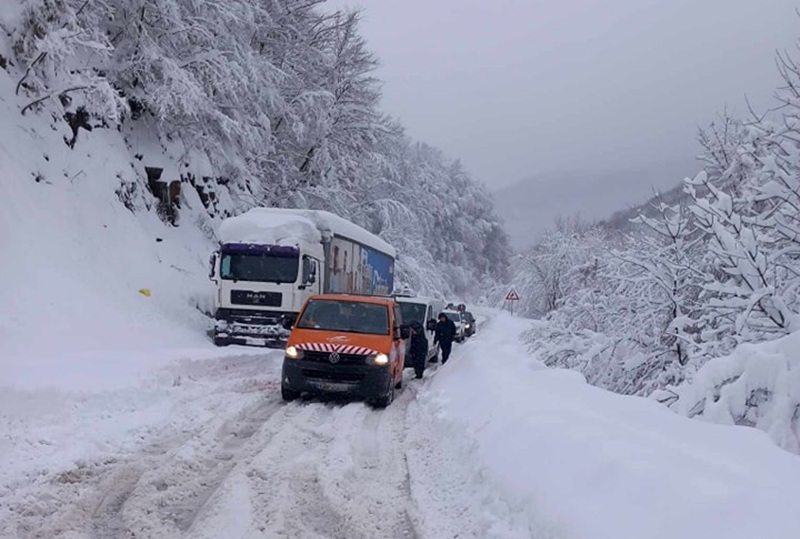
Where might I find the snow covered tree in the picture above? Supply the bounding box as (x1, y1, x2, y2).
(5, 0, 510, 299)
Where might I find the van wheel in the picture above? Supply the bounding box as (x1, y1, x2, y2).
(281, 384, 300, 402)
(373, 382, 395, 408)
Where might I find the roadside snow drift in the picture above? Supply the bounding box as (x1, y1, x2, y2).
(675, 332, 800, 454)
(410, 311, 800, 539)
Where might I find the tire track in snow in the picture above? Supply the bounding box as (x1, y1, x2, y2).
(192, 388, 422, 539)
(4, 340, 509, 539)
(1, 393, 286, 539)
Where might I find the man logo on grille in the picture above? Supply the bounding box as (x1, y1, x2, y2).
(329, 352, 341, 364)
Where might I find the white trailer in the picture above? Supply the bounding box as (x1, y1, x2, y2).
(209, 208, 396, 347)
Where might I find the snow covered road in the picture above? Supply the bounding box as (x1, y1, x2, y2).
(5, 312, 800, 539)
(1, 350, 431, 538)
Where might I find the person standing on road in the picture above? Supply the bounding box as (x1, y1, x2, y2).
(433, 313, 457, 365)
(408, 320, 428, 379)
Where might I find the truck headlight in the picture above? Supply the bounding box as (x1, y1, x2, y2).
(285, 345, 303, 360)
(372, 353, 389, 366)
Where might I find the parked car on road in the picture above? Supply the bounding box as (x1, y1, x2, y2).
(462, 311, 476, 337)
(281, 294, 409, 407)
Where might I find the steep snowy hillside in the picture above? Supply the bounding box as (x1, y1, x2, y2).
(0, 66, 223, 389)
(495, 160, 693, 249)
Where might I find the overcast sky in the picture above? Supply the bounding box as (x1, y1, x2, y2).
(325, 0, 800, 190)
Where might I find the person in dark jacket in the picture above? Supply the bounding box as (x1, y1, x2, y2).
(408, 320, 428, 379)
(434, 313, 457, 364)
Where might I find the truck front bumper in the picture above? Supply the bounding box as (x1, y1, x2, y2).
(213, 308, 293, 348)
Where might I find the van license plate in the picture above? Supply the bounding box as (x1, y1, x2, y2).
(318, 382, 351, 392)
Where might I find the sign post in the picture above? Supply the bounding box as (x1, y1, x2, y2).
(505, 288, 520, 316)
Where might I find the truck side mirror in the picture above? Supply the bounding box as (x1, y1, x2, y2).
(208, 252, 218, 282)
(302, 257, 317, 285)
(309, 260, 317, 284)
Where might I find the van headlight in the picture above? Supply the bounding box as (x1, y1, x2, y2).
(465, 323, 471, 328)
(285, 345, 303, 360)
(372, 353, 389, 366)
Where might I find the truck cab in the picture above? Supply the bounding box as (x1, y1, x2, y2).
(210, 241, 322, 346)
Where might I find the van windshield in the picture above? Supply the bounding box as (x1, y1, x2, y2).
(297, 300, 389, 335)
(399, 302, 426, 325)
(444, 312, 461, 323)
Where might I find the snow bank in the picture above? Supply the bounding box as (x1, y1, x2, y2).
(674, 332, 800, 454)
(412, 310, 800, 539)
(0, 65, 220, 391)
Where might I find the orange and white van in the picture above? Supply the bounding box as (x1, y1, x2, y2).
(281, 294, 409, 407)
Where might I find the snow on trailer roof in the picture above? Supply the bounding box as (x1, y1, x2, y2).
(218, 208, 396, 256)
(395, 295, 439, 304)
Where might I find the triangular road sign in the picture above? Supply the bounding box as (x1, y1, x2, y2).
(505, 289, 520, 301)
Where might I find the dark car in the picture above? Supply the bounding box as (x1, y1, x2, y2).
(463, 311, 476, 337)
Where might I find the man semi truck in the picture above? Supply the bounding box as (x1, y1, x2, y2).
(209, 208, 396, 346)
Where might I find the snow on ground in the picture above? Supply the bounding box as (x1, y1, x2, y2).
(408, 310, 800, 539)
(0, 60, 270, 531)
(674, 331, 800, 454)
(5, 308, 800, 538)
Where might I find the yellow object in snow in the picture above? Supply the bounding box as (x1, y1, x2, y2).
(139, 288, 151, 297)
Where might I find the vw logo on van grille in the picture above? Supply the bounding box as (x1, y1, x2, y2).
(328, 352, 341, 364)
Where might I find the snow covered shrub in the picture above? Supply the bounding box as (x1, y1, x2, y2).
(674, 334, 800, 453)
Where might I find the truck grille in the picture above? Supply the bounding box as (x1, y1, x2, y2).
(303, 351, 368, 365)
(230, 290, 282, 307)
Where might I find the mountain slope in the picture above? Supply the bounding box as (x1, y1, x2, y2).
(495, 159, 696, 249)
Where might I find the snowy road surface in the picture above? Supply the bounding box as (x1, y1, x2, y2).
(1, 319, 524, 539)
(9, 389, 420, 538)
(1, 354, 430, 538)
(4, 312, 800, 539)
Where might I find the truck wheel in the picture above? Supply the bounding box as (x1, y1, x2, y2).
(213, 336, 229, 347)
(281, 384, 300, 402)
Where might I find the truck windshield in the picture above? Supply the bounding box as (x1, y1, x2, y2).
(297, 300, 389, 335)
(399, 302, 426, 325)
(220, 253, 299, 283)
